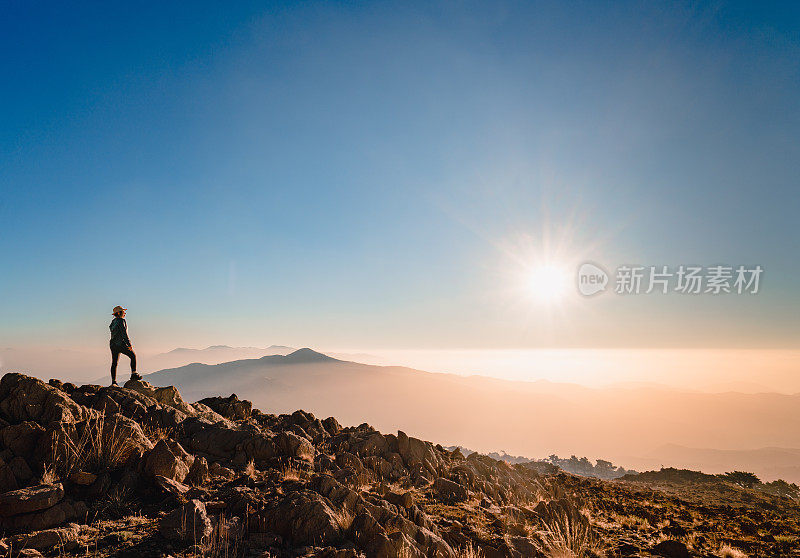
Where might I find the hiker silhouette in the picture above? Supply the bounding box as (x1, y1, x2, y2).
(110, 306, 141, 385)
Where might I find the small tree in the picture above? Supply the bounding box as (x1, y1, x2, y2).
(722, 471, 761, 488)
(764, 479, 800, 499)
(595, 459, 614, 472)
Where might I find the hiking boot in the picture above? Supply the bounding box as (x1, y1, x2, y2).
(130, 372, 142, 381)
(111, 380, 118, 386)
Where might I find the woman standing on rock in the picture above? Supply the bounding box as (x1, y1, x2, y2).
(110, 305, 142, 385)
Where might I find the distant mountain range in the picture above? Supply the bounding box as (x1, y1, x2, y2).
(150, 345, 386, 370)
(0, 344, 386, 385)
(166, 344, 294, 355)
(148, 345, 296, 370)
(145, 348, 800, 483)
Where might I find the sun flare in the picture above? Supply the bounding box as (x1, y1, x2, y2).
(528, 264, 571, 304)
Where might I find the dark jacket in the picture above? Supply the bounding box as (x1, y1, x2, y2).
(110, 317, 132, 349)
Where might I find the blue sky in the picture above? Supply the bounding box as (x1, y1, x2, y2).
(1, 1, 798, 351)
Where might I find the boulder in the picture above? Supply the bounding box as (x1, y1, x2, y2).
(507, 536, 538, 557)
(397, 431, 443, 477)
(142, 405, 188, 432)
(250, 490, 343, 546)
(209, 461, 235, 480)
(189, 425, 256, 460)
(336, 452, 365, 473)
(123, 380, 195, 415)
(78, 385, 158, 423)
(123, 380, 226, 423)
(434, 478, 469, 503)
(1, 422, 45, 458)
(197, 394, 252, 421)
(143, 439, 192, 482)
(0, 374, 92, 425)
(191, 402, 230, 424)
(0, 483, 63, 516)
(159, 499, 212, 544)
(154, 475, 191, 497)
(1, 498, 87, 531)
(10, 523, 80, 551)
(275, 431, 315, 461)
(8, 456, 33, 484)
(234, 432, 280, 463)
(69, 471, 97, 486)
(385, 452, 408, 480)
(311, 473, 364, 515)
(322, 417, 342, 436)
(352, 512, 424, 558)
(0, 458, 18, 492)
(385, 491, 414, 509)
(185, 456, 210, 486)
(350, 431, 389, 457)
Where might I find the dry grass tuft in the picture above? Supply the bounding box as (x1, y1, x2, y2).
(39, 464, 58, 484)
(719, 544, 748, 558)
(52, 414, 141, 478)
(208, 512, 244, 558)
(142, 423, 173, 443)
(281, 464, 301, 481)
(532, 504, 604, 558)
(458, 542, 484, 558)
(333, 507, 354, 531)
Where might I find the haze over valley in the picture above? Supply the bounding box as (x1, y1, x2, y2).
(143, 348, 800, 484)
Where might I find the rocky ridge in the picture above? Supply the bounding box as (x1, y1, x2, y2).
(0, 372, 796, 557)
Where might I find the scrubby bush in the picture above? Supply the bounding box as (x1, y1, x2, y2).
(720, 471, 761, 488)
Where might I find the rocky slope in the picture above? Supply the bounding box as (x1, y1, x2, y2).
(0, 372, 796, 557)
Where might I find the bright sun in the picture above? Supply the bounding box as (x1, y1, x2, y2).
(528, 264, 571, 304)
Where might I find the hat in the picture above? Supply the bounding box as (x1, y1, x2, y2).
(112, 306, 127, 315)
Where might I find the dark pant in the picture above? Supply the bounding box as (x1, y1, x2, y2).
(110, 343, 136, 382)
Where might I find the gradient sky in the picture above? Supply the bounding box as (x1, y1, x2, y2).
(1, 1, 798, 353)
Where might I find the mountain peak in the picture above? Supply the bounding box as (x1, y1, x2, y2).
(282, 348, 337, 363)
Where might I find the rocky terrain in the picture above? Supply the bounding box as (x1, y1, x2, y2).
(0, 372, 796, 557)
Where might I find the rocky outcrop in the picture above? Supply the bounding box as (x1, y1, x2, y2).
(0, 373, 554, 556)
(198, 394, 252, 421)
(0, 374, 91, 425)
(0, 371, 783, 558)
(122, 379, 226, 424)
